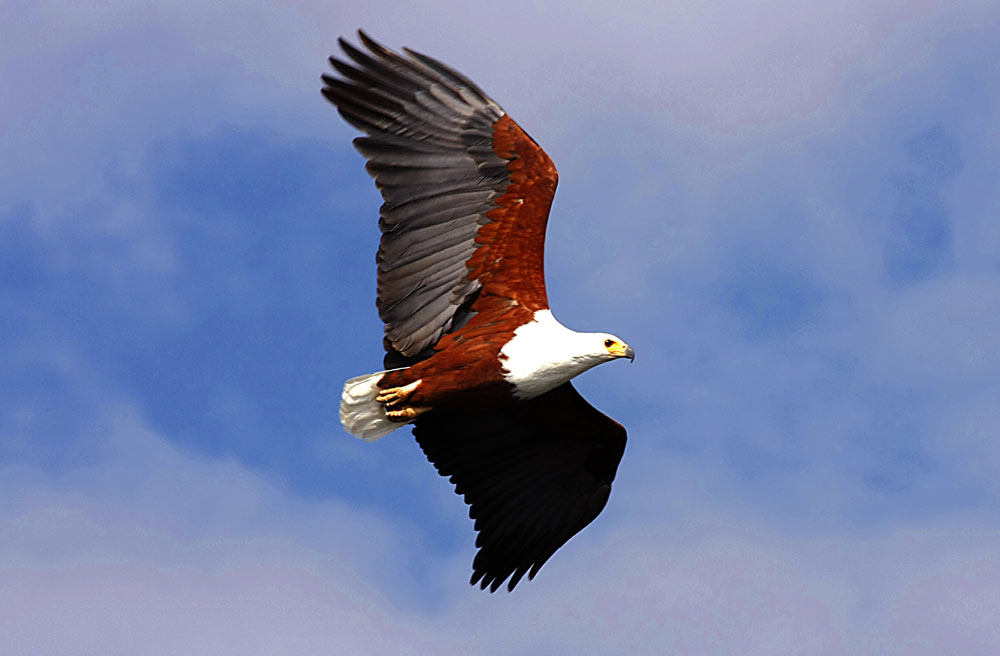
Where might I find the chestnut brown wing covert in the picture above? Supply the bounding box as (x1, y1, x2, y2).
(412, 383, 627, 592)
(322, 31, 558, 361)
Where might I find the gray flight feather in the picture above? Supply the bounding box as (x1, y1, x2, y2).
(323, 31, 510, 360)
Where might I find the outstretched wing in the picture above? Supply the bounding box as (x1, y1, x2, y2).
(322, 31, 559, 360)
(412, 383, 627, 592)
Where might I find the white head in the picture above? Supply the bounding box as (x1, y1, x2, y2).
(592, 333, 635, 363)
(500, 310, 634, 399)
(552, 330, 635, 371)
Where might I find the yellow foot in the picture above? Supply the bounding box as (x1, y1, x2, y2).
(386, 406, 430, 422)
(376, 380, 422, 407)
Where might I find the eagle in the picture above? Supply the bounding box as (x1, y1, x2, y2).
(323, 31, 634, 592)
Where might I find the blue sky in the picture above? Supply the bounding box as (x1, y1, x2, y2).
(3, 0, 1000, 652)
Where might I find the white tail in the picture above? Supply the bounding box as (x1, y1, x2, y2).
(340, 370, 405, 441)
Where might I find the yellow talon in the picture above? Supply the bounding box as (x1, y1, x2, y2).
(386, 406, 429, 421)
(376, 380, 422, 407)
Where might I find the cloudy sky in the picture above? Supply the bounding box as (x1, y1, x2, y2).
(3, 0, 1000, 653)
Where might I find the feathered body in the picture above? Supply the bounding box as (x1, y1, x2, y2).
(325, 32, 633, 592)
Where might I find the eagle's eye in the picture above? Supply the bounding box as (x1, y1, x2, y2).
(604, 339, 615, 348)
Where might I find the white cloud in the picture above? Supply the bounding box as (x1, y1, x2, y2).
(4, 1, 1000, 652)
(4, 408, 1000, 654)
(1, 404, 445, 656)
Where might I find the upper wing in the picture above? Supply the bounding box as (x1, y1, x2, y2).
(322, 31, 559, 359)
(412, 383, 627, 592)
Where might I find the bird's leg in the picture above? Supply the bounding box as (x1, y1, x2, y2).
(385, 406, 430, 421)
(376, 380, 429, 421)
(376, 379, 421, 406)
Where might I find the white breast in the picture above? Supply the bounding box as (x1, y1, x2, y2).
(499, 309, 610, 399)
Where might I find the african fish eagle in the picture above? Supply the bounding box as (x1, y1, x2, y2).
(323, 31, 634, 592)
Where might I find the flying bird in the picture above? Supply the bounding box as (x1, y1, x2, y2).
(323, 31, 633, 592)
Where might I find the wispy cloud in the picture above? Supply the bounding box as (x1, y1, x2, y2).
(5, 402, 1000, 654)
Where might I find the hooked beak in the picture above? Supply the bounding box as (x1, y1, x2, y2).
(608, 342, 635, 361)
